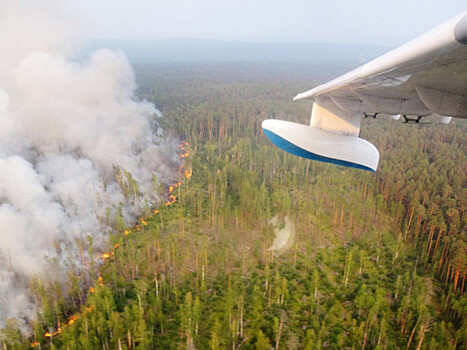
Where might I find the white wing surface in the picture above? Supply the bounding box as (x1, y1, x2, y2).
(263, 11, 467, 172)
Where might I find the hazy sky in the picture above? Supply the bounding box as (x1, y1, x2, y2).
(67, 0, 466, 45)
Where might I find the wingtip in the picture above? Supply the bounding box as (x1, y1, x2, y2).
(293, 94, 302, 101)
(293, 91, 314, 101)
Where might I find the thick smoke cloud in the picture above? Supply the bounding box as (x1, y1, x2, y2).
(0, 1, 177, 323)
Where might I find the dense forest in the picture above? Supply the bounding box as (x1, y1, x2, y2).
(1, 63, 466, 349)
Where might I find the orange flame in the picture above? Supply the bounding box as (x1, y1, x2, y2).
(179, 142, 189, 158)
(68, 315, 77, 325)
(44, 329, 61, 337)
(165, 194, 176, 206)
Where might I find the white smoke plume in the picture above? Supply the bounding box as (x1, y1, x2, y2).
(0, 1, 177, 324)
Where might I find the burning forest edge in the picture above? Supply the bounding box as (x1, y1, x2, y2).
(30, 141, 192, 347)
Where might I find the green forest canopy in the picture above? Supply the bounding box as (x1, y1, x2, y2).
(1, 63, 466, 350)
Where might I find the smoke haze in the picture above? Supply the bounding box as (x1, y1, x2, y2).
(0, 1, 176, 324)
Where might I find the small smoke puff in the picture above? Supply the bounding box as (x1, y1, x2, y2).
(0, 156, 65, 275)
(0, 269, 34, 329)
(0, 89, 17, 147)
(0, 89, 13, 134)
(0, 89, 9, 112)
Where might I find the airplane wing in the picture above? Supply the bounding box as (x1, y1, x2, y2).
(262, 11, 467, 172)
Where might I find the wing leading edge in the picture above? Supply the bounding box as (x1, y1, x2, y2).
(263, 11, 467, 172)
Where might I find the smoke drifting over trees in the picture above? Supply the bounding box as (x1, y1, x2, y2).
(0, 1, 176, 322)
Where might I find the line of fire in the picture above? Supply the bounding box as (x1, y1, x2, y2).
(30, 141, 192, 347)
